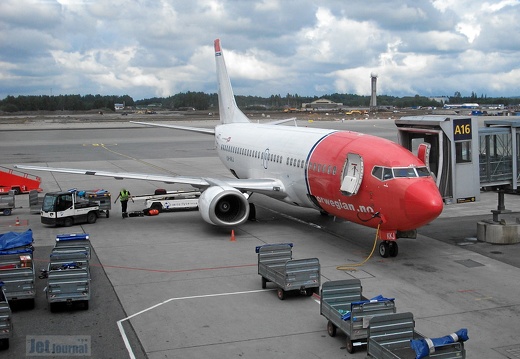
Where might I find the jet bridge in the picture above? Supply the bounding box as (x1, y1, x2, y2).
(396, 116, 520, 244)
(395, 116, 481, 204)
(396, 116, 520, 202)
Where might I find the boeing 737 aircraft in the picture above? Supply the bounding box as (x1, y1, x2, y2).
(16, 39, 444, 257)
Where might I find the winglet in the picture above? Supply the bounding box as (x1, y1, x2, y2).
(214, 39, 250, 124)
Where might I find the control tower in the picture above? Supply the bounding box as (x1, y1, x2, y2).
(370, 72, 377, 112)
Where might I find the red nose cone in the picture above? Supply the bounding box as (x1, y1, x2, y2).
(404, 180, 444, 228)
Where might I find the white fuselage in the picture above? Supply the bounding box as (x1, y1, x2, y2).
(215, 123, 334, 207)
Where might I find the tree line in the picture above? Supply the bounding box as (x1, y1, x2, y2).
(1, 91, 518, 113)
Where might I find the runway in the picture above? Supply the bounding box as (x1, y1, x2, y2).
(1, 116, 520, 358)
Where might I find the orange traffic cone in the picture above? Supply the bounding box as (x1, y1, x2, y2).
(230, 230, 236, 242)
(15, 217, 20, 226)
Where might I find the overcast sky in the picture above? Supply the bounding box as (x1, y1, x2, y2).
(1, 0, 519, 100)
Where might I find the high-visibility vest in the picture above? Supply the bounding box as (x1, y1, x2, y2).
(120, 190, 130, 201)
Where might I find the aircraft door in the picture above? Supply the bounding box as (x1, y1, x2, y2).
(340, 153, 363, 196)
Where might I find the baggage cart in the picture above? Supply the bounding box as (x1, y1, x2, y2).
(81, 189, 111, 218)
(320, 279, 396, 354)
(256, 243, 320, 300)
(54, 233, 91, 260)
(367, 312, 466, 358)
(45, 245, 90, 312)
(0, 283, 12, 350)
(0, 230, 35, 309)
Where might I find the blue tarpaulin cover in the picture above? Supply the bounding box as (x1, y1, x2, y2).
(56, 233, 89, 242)
(0, 229, 34, 253)
(341, 295, 395, 320)
(411, 328, 469, 359)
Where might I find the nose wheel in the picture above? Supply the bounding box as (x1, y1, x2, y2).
(379, 241, 399, 258)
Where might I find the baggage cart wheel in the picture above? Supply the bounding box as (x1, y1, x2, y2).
(327, 320, 337, 337)
(87, 211, 97, 224)
(2, 209, 11, 216)
(305, 288, 315, 296)
(0, 338, 9, 350)
(83, 300, 89, 310)
(106, 210, 110, 218)
(49, 303, 59, 313)
(346, 336, 355, 354)
(277, 288, 285, 300)
(26, 298, 35, 310)
(261, 277, 267, 289)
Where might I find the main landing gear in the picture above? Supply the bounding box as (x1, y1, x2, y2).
(378, 240, 398, 258)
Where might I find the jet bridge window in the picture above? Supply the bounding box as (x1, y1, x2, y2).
(455, 140, 472, 163)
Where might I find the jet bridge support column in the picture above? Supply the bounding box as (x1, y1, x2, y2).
(476, 119, 520, 244)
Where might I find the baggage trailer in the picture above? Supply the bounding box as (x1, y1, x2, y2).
(320, 279, 396, 354)
(0, 166, 42, 195)
(46, 246, 90, 312)
(0, 284, 13, 350)
(54, 233, 91, 260)
(81, 190, 111, 218)
(0, 191, 15, 216)
(0, 230, 35, 309)
(367, 312, 466, 359)
(256, 243, 320, 300)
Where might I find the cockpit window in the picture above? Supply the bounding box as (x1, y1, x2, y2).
(383, 168, 393, 180)
(372, 166, 383, 180)
(372, 166, 431, 181)
(393, 168, 416, 178)
(416, 167, 431, 177)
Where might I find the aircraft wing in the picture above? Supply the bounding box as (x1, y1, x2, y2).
(14, 165, 285, 194)
(130, 121, 215, 135)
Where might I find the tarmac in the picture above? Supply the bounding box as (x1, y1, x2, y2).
(1, 115, 520, 358)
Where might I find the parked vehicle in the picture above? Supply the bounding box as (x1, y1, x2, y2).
(133, 189, 200, 213)
(256, 243, 320, 300)
(41, 189, 110, 226)
(0, 166, 42, 195)
(0, 191, 15, 216)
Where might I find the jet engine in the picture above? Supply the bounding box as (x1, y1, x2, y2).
(198, 185, 250, 226)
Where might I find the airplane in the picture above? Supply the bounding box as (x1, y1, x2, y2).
(16, 39, 444, 258)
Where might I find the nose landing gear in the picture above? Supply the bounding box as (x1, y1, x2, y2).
(379, 240, 398, 258)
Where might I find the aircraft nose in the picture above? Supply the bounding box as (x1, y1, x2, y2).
(404, 180, 444, 227)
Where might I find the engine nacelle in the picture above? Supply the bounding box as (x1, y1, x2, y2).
(198, 185, 250, 226)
